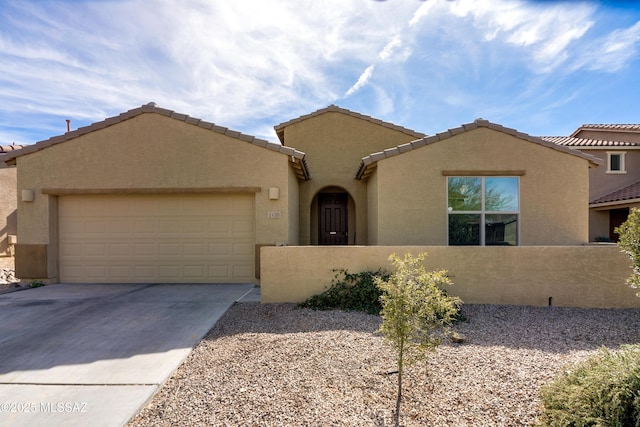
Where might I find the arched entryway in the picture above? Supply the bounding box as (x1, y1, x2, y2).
(310, 187, 355, 245)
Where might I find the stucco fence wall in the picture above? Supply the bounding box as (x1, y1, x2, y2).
(260, 245, 640, 308)
(0, 256, 14, 270)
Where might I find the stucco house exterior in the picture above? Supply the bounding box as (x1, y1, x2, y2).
(3, 103, 600, 286)
(544, 124, 640, 242)
(0, 144, 23, 270)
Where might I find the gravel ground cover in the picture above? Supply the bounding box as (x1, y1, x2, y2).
(129, 302, 640, 426)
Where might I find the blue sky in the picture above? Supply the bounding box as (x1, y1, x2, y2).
(1, 0, 639, 147)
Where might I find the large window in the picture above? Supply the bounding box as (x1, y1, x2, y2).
(447, 176, 519, 246)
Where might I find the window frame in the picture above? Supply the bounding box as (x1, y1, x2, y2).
(447, 176, 520, 246)
(606, 151, 626, 174)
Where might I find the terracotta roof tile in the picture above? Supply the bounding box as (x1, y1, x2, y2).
(397, 142, 413, 153)
(542, 136, 640, 147)
(572, 124, 640, 135)
(0, 144, 25, 153)
(198, 120, 214, 130)
(273, 104, 426, 144)
(591, 181, 640, 205)
(1, 103, 309, 180)
(356, 119, 601, 180)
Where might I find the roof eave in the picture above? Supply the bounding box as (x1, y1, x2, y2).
(355, 118, 601, 175)
(274, 104, 426, 145)
(5, 102, 298, 163)
(590, 198, 640, 209)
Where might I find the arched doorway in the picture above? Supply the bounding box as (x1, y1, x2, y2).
(311, 187, 355, 245)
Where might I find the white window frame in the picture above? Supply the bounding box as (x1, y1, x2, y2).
(606, 151, 626, 174)
(447, 176, 520, 246)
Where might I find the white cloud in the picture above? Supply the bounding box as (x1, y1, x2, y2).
(0, 0, 418, 141)
(579, 20, 640, 72)
(409, 1, 437, 27)
(447, 0, 595, 72)
(345, 65, 375, 97)
(379, 36, 402, 61)
(1, 0, 640, 144)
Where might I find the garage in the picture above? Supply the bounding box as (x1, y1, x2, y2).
(58, 193, 255, 283)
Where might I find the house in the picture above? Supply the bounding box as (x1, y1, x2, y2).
(0, 144, 23, 270)
(544, 124, 640, 242)
(3, 103, 600, 285)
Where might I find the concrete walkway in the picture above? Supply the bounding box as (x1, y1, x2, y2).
(0, 283, 256, 427)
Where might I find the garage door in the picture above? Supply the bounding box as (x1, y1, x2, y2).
(58, 194, 255, 283)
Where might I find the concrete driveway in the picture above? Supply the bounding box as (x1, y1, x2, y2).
(0, 283, 256, 427)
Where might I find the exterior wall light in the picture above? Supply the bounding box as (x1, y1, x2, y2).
(269, 187, 280, 200)
(21, 189, 35, 202)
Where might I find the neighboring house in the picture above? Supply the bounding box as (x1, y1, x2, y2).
(544, 124, 640, 242)
(2, 103, 599, 284)
(0, 144, 23, 269)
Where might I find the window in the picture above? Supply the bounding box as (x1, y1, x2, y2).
(607, 152, 626, 174)
(447, 176, 519, 246)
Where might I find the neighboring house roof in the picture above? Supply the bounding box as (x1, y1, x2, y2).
(571, 124, 640, 137)
(356, 119, 602, 180)
(542, 136, 640, 148)
(590, 180, 640, 207)
(273, 104, 426, 144)
(2, 103, 310, 180)
(0, 144, 24, 153)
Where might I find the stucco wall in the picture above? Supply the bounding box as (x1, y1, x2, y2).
(0, 166, 17, 259)
(281, 111, 421, 245)
(367, 169, 379, 245)
(585, 149, 640, 200)
(589, 209, 610, 241)
(370, 127, 590, 245)
(287, 165, 300, 245)
(15, 113, 295, 281)
(261, 245, 638, 308)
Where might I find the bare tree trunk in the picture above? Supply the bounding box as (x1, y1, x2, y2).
(394, 341, 404, 427)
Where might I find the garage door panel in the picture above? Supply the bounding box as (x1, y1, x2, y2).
(233, 243, 254, 256)
(233, 265, 254, 278)
(183, 220, 207, 234)
(133, 221, 154, 234)
(86, 243, 107, 256)
(109, 265, 132, 280)
(109, 243, 131, 256)
(208, 265, 231, 278)
(59, 194, 255, 283)
(134, 243, 155, 256)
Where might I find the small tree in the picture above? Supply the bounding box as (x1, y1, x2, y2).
(376, 252, 462, 426)
(615, 207, 640, 294)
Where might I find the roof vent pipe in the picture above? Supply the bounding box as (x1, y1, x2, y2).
(66, 119, 70, 133)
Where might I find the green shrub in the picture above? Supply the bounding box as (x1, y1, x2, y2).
(300, 269, 390, 314)
(616, 208, 640, 294)
(29, 280, 45, 288)
(538, 344, 640, 426)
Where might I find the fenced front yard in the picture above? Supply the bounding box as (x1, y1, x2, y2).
(260, 245, 637, 308)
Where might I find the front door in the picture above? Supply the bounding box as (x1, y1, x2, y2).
(610, 208, 630, 242)
(318, 193, 348, 245)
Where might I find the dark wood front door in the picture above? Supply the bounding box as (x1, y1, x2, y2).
(319, 193, 348, 245)
(610, 208, 630, 242)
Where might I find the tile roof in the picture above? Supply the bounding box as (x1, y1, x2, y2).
(0, 144, 24, 154)
(590, 180, 640, 206)
(356, 119, 601, 180)
(273, 104, 426, 144)
(541, 136, 640, 147)
(571, 124, 640, 137)
(2, 103, 310, 180)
